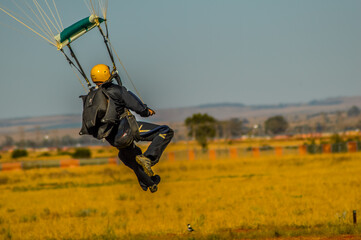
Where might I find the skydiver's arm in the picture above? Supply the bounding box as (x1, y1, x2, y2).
(106, 84, 154, 117)
(119, 86, 151, 117)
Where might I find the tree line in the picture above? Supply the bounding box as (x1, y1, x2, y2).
(185, 105, 361, 150)
(185, 113, 289, 150)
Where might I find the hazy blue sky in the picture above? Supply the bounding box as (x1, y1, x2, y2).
(0, 0, 361, 119)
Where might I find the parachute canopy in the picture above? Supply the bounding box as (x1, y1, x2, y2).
(0, 1, 108, 48)
(55, 15, 105, 50)
(0, 1, 110, 88)
(0, 1, 142, 100)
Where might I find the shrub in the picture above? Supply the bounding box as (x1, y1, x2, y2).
(11, 149, 28, 159)
(37, 152, 51, 157)
(72, 148, 91, 159)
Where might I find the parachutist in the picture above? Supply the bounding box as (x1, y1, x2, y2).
(80, 64, 174, 192)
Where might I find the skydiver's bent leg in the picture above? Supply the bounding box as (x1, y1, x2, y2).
(117, 143, 158, 191)
(137, 121, 174, 166)
(106, 123, 161, 192)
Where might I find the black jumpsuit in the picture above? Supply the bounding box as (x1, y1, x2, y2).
(103, 83, 174, 191)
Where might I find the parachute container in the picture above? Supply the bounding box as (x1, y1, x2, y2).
(55, 15, 105, 50)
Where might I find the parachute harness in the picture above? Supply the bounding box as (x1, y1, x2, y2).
(58, 15, 144, 102)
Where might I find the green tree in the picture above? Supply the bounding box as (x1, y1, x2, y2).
(347, 105, 360, 117)
(185, 113, 216, 150)
(264, 115, 288, 135)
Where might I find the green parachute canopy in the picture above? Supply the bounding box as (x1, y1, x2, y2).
(55, 15, 105, 50)
(0, 1, 141, 97)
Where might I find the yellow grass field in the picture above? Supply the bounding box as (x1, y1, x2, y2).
(0, 147, 361, 239)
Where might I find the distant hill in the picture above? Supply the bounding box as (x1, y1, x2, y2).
(198, 103, 245, 108)
(307, 98, 343, 106)
(1, 96, 361, 138)
(151, 96, 361, 123)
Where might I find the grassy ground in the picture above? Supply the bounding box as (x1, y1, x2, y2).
(0, 150, 361, 239)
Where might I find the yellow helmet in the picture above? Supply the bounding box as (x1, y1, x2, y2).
(90, 64, 111, 85)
